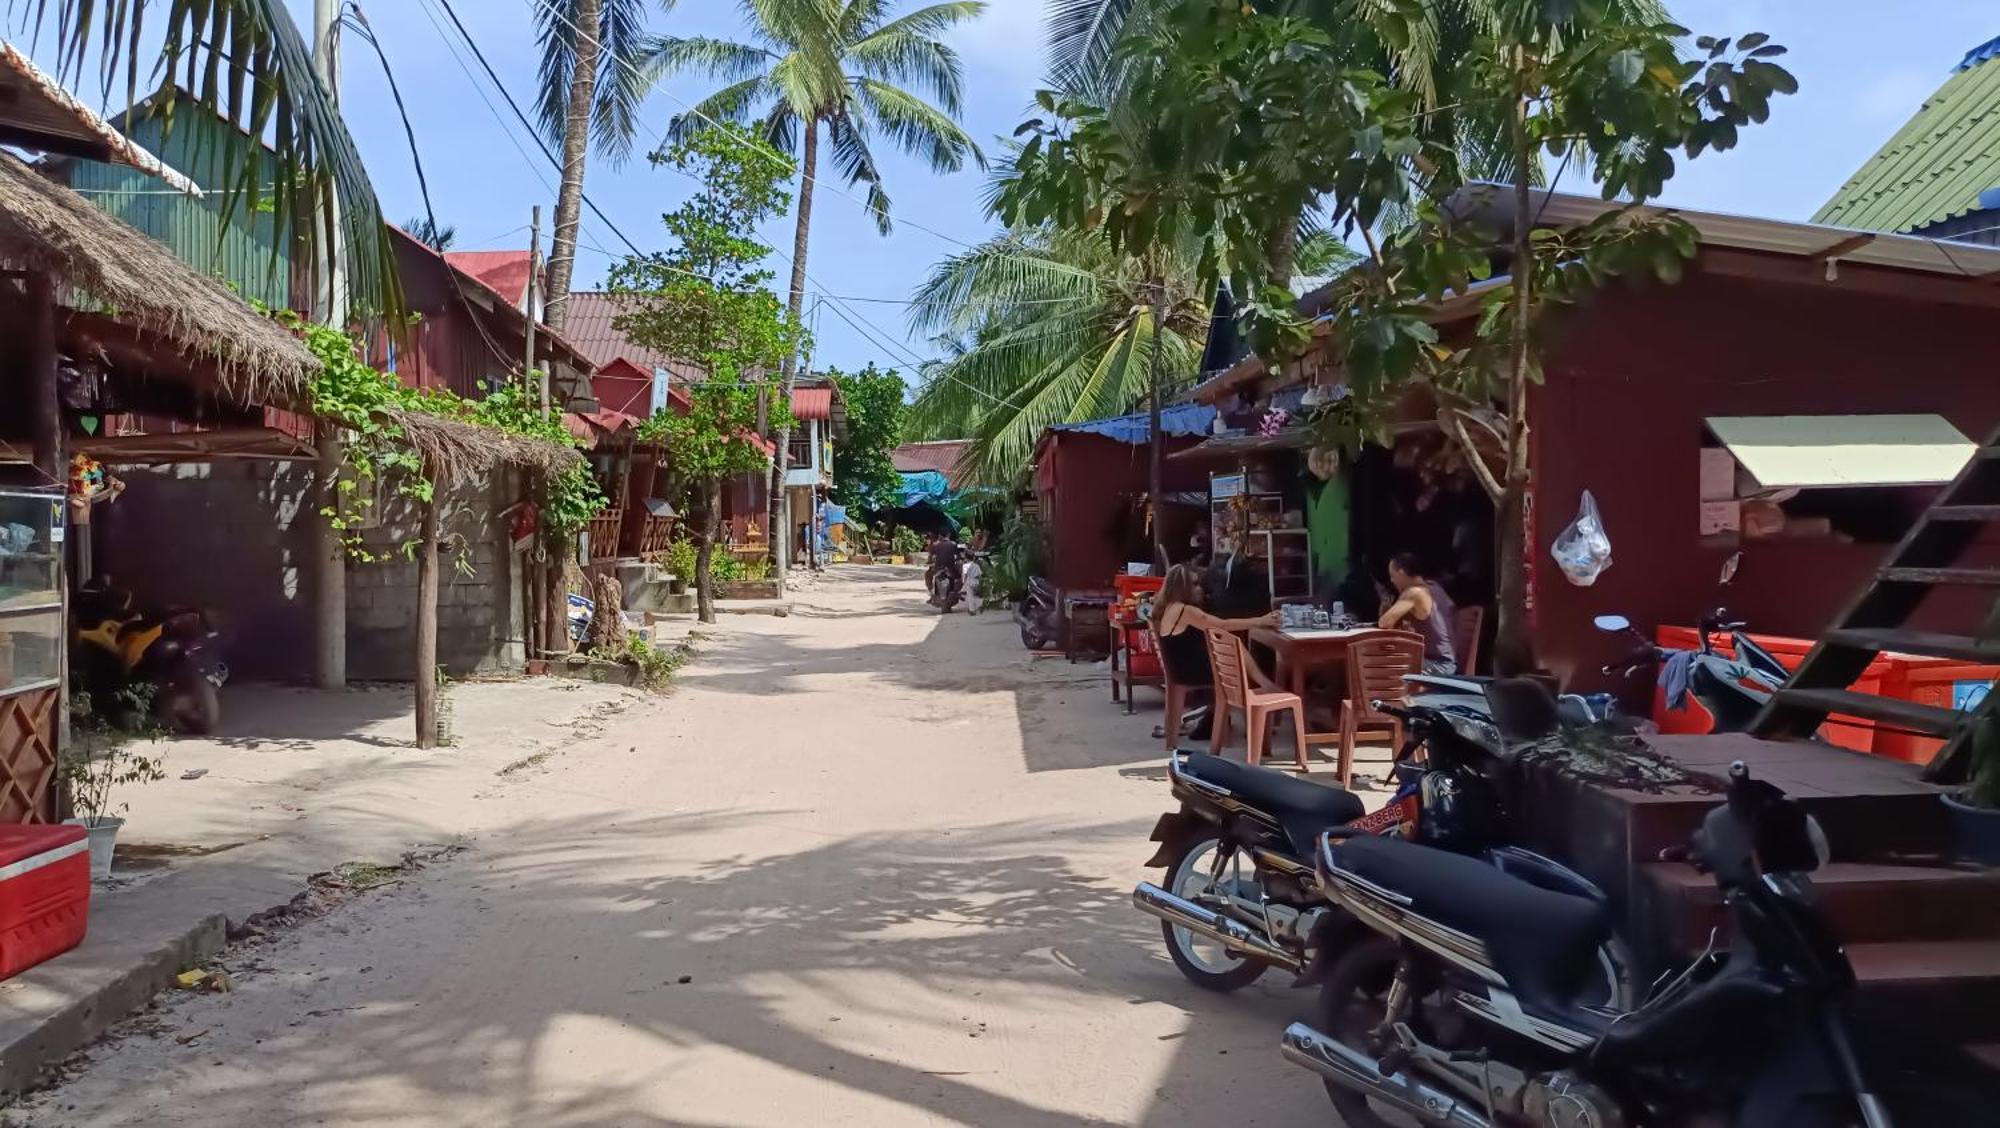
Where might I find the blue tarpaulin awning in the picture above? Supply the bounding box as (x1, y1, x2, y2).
(1047, 403, 1217, 445)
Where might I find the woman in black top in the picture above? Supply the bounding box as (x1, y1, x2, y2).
(1151, 564, 1277, 741)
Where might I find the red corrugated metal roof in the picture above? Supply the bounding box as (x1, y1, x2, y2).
(892, 440, 974, 489)
(561, 291, 709, 381)
(443, 250, 534, 306)
(791, 387, 833, 420)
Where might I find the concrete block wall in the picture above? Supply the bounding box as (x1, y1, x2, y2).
(345, 470, 525, 681)
(94, 460, 316, 682)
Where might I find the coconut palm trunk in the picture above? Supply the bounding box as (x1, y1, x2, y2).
(768, 120, 818, 579)
(544, 0, 603, 332)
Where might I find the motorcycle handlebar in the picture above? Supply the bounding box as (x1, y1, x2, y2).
(1371, 700, 1415, 721)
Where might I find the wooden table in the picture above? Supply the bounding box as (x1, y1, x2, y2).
(1249, 626, 1376, 701)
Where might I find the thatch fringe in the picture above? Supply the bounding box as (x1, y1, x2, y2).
(385, 409, 583, 488)
(0, 150, 319, 401)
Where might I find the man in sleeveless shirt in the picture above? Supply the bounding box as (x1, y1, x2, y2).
(1379, 553, 1458, 675)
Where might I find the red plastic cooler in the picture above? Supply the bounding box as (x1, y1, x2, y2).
(0, 824, 90, 980)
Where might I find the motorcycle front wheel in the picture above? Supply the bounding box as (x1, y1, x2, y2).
(1159, 836, 1268, 992)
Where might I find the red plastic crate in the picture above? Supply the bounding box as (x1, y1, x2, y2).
(0, 824, 90, 981)
(1652, 627, 1889, 753)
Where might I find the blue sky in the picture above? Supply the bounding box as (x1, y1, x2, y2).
(16, 2, 2000, 376)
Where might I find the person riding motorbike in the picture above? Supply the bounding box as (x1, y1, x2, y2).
(926, 534, 965, 609)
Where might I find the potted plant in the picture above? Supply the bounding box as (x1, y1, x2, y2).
(889, 527, 923, 565)
(61, 690, 168, 880)
(663, 539, 697, 595)
(1943, 711, 2000, 865)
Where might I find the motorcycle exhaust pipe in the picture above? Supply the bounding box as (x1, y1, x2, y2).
(1131, 883, 1303, 973)
(1280, 1022, 1491, 1128)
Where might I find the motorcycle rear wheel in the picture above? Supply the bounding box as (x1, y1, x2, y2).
(1159, 837, 1268, 992)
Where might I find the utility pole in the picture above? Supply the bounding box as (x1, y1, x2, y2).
(311, 0, 346, 690)
(526, 204, 542, 409)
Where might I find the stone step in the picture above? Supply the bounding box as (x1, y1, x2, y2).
(1637, 861, 2000, 952)
(1848, 940, 2000, 1043)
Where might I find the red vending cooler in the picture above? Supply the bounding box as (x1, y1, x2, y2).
(0, 824, 90, 980)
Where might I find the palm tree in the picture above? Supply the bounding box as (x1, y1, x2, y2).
(11, 0, 397, 314)
(907, 227, 1208, 483)
(648, 0, 986, 573)
(406, 216, 459, 253)
(534, 0, 675, 330)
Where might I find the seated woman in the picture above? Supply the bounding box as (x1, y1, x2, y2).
(1152, 563, 1278, 743)
(1378, 552, 1458, 675)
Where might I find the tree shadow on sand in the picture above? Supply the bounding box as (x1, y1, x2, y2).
(40, 813, 1325, 1126)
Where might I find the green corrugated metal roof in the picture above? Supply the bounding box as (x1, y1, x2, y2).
(1815, 36, 2000, 233)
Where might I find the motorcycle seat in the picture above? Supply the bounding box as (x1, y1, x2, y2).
(1180, 752, 1364, 854)
(1327, 834, 1613, 1008)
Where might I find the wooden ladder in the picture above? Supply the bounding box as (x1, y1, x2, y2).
(1749, 424, 2000, 783)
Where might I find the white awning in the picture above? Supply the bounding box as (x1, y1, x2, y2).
(1705, 414, 1975, 490)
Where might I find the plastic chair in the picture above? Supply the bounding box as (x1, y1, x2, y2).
(1204, 627, 1311, 771)
(1338, 631, 1427, 786)
(1453, 605, 1485, 675)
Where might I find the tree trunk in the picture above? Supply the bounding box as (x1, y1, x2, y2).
(543, 0, 602, 332)
(696, 482, 721, 624)
(1266, 211, 1299, 290)
(415, 495, 441, 749)
(1146, 285, 1166, 565)
(1493, 71, 1538, 676)
(769, 118, 818, 580)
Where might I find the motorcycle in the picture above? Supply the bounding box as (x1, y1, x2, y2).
(1284, 759, 1999, 1126)
(72, 577, 227, 735)
(928, 547, 965, 613)
(1132, 680, 1631, 1001)
(1017, 575, 1061, 650)
(1595, 607, 1788, 734)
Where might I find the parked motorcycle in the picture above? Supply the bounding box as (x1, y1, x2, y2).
(1284, 759, 1998, 1126)
(72, 577, 226, 735)
(1017, 575, 1061, 650)
(1595, 606, 1787, 733)
(1132, 681, 1630, 1001)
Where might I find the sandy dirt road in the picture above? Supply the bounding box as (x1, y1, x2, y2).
(18, 567, 1338, 1126)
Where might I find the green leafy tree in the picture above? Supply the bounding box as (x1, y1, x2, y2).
(827, 364, 908, 512)
(908, 227, 1208, 483)
(1006, 0, 1794, 669)
(535, 0, 678, 329)
(648, 0, 987, 577)
(611, 129, 807, 621)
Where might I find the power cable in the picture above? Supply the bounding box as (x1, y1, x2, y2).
(342, 3, 522, 378)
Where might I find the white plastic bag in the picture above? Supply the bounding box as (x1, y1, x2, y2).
(1551, 489, 1612, 586)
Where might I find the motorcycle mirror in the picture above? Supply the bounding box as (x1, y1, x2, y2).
(1718, 551, 1741, 586)
(1593, 614, 1632, 633)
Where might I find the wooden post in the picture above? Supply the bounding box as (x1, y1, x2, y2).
(27, 273, 59, 480)
(313, 427, 346, 688)
(527, 205, 543, 410)
(414, 491, 441, 748)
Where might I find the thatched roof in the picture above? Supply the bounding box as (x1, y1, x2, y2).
(0, 149, 318, 400)
(386, 409, 583, 488)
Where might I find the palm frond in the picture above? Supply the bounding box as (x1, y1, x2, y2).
(1046, 0, 1147, 91)
(663, 76, 769, 144)
(850, 77, 980, 173)
(907, 233, 1102, 335)
(825, 113, 891, 234)
(15, 0, 399, 317)
(846, 25, 967, 112)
